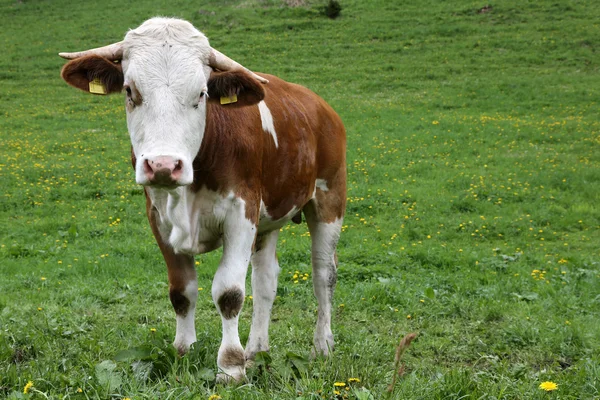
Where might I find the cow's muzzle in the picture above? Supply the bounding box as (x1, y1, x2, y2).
(143, 156, 184, 187)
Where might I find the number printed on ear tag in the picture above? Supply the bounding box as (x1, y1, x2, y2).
(220, 94, 238, 105)
(89, 78, 107, 95)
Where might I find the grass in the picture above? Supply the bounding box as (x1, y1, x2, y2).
(1, 0, 599, 398)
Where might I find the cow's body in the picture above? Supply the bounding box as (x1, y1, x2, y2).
(60, 17, 345, 382)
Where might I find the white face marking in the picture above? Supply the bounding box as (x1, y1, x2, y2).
(121, 18, 214, 186)
(258, 100, 278, 148)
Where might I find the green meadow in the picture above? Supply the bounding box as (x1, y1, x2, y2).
(1, 0, 599, 398)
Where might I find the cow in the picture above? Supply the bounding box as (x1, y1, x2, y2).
(59, 17, 346, 382)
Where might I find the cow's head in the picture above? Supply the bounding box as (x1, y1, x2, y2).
(60, 17, 266, 187)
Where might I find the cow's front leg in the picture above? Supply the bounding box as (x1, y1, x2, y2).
(168, 254, 198, 354)
(212, 201, 257, 382)
(147, 199, 198, 355)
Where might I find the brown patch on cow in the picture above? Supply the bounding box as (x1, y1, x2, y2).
(189, 101, 263, 223)
(61, 55, 124, 94)
(188, 73, 345, 226)
(220, 347, 246, 368)
(260, 75, 346, 222)
(207, 70, 265, 107)
(217, 287, 244, 319)
(169, 289, 190, 316)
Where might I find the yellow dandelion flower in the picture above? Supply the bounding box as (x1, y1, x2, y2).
(23, 381, 34, 394)
(407, 314, 412, 319)
(539, 381, 558, 391)
(77, 388, 83, 393)
(348, 377, 360, 383)
(208, 395, 222, 400)
(334, 390, 341, 395)
(150, 328, 156, 333)
(334, 381, 346, 387)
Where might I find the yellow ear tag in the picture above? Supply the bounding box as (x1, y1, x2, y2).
(89, 78, 107, 95)
(220, 94, 238, 105)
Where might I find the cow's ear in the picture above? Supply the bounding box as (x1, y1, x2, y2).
(207, 70, 265, 107)
(61, 55, 124, 95)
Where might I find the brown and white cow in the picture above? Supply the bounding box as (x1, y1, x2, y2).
(59, 17, 346, 382)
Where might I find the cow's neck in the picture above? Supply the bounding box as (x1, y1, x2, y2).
(147, 185, 228, 255)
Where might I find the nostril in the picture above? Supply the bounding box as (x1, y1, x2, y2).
(143, 159, 153, 174)
(174, 160, 183, 171)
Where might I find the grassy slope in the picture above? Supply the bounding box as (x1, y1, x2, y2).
(1, 0, 599, 398)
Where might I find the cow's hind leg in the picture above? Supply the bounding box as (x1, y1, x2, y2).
(246, 229, 280, 361)
(304, 198, 343, 356)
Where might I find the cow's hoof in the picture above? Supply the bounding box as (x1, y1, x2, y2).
(216, 370, 246, 384)
(217, 347, 246, 384)
(244, 347, 269, 363)
(173, 339, 195, 356)
(310, 346, 333, 360)
(311, 334, 334, 359)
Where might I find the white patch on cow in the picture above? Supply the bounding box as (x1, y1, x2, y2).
(308, 217, 342, 356)
(311, 179, 329, 200)
(316, 178, 329, 192)
(257, 200, 299, 233)
(173, 280, 198, 354)
(258, 100, 278, 148)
